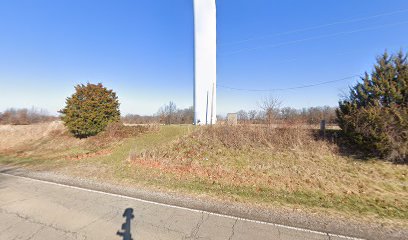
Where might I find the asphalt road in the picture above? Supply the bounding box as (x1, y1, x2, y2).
(0, 173, 359, 240)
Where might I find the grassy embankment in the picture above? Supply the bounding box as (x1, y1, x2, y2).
(0, 122, 407, 227)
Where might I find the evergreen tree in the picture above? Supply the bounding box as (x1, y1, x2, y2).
(60, 83, 120, 138)
(337, 51, 408, 163)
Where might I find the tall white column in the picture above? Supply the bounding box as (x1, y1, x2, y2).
(193, 0, 217, 125)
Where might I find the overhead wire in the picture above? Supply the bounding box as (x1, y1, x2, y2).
(220, 20, 408, 56)
(220, 8, 408, 46)
(215, 7, 406, 93)
(217, 75, 360, 92)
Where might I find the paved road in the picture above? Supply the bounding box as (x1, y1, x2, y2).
(0, 173, 358, 240)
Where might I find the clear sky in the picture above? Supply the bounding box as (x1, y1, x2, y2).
(1, 0, 408, 116)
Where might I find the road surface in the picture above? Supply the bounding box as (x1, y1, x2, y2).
(0, 173, 358, 240)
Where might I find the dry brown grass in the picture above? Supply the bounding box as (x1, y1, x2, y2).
(1, 123, 406, 224)
(128, 124, 408, 221)
(0, 121, 157, 160)
(0, 121, 64, 150)
(130, 125, 339, 189)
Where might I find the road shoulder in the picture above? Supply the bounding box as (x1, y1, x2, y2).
(0, 164, 406, 240)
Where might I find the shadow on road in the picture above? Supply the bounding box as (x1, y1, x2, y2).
(117, 208, 134, 240)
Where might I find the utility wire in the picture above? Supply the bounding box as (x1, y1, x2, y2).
(220, 20, 408, 56)
(254, 43, 407, 66)
(220, 8, 408, 46)
(217, 75, 359, 92)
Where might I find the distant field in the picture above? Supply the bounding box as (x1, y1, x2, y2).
(0, 122, 407, 229)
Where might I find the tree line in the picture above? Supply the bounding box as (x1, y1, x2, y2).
(0, 108, 57, 125)
(122, 102, 194, 125)
(232, 106, 337, 125)
(121, 100, 337, 125)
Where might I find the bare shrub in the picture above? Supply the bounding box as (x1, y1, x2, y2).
(130, 124, 335, 166)
(203, 125, 319, 151)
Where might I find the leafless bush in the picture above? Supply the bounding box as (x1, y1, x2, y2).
(0, 108, 58, 125)
(204, 124, 320, 150)
(130, 123, 336, 168)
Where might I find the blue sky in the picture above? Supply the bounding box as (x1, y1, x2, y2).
(1, 0, 407, 116)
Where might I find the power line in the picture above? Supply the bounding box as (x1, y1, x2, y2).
(220, 8, 408, 46)
(220, 20, 408, 56)
(252, 43, 408, 66)
(217, 75, 359, 92)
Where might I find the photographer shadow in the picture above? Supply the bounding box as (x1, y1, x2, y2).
(117, 208, 134, 240)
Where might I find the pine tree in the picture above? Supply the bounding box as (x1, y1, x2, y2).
(60, 83, 120, 138)
(337, 51, 408, 163)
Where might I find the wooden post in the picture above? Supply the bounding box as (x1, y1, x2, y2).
(320, 120, 326, 139)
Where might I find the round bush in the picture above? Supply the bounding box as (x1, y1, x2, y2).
(60, 83, 120, 138)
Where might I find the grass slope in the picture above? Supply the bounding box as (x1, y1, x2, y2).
(1, 124, 407, 226)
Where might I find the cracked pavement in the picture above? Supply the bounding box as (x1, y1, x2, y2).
(0, 174, 358, 240)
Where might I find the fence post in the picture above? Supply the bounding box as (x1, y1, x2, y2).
(320, 120, 326, 139)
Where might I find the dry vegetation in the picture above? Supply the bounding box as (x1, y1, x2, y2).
(0, 108, 58, 125)
(128, 125, 408, 222)
(0, 121, 156, 161)
(0, 122, 407, 226)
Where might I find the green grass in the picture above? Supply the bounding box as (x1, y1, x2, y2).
(109, 163, 408, 221)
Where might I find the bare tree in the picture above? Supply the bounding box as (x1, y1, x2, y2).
(166, 101, 177, 124)
(280, 107, 299, 122)
(248, 110, 257, 122)
(157, 101, 179, 125)
(237, 110, 248, 123)
(258, 96, 281, 125)
(179, 106, 194, 124)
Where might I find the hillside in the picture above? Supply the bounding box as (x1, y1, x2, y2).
(0, 122, 407, 230)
